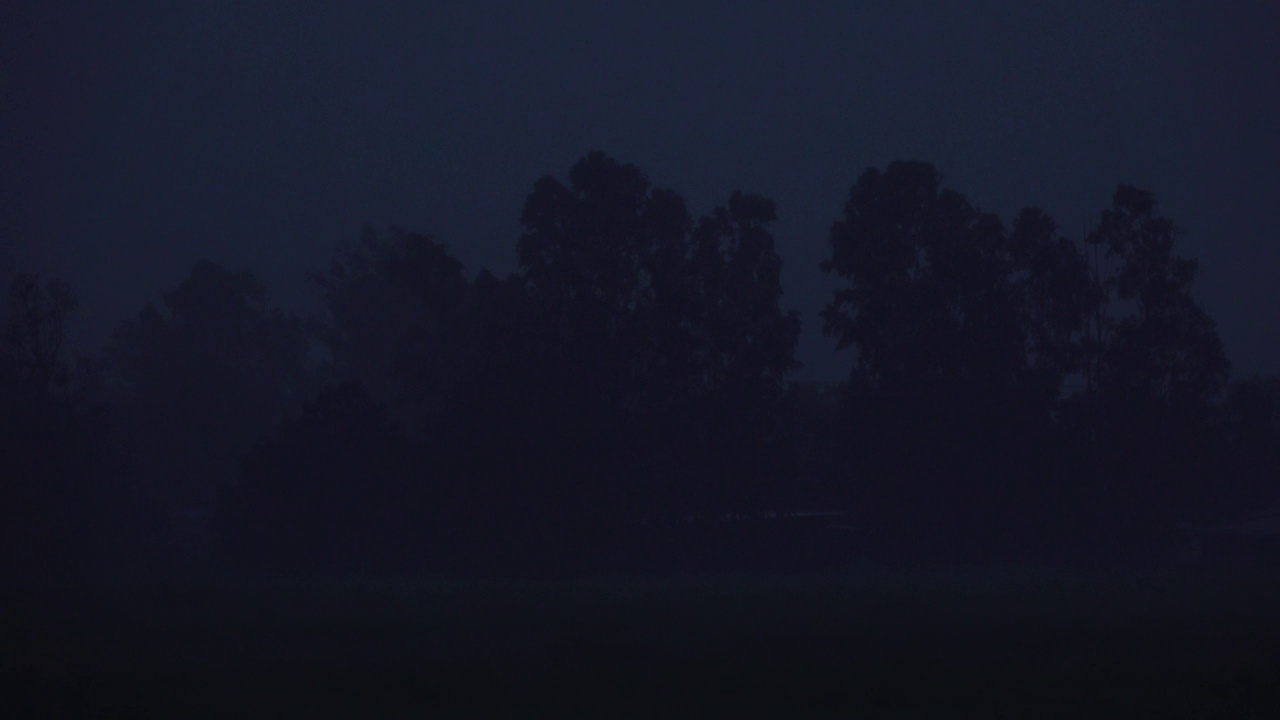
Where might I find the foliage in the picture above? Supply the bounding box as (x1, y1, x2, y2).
(1082, 185, 1230, 413)
(218, 381, 423, 574)
(820, 163, 1235, 555)
(28, 153, 1258, 575)
(104, 260, 313, 572)
(0, 274, 123, 577)
(309, 226, 468, 431)
(515, 152, 801, 524)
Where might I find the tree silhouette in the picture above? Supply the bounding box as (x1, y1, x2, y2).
(218, 381, 421, 574)
(1006, 207, 1095, 410)
(4, 273, 76, 401)
(820, 162, 1043, 553)
(310, 226, 468, 433)
(821, 162, 1028, 402)
(46, 154, 1252, 577)
(105, 260, 312, 572)
(1068, 186, 1233, 540)
(1, 274, 120, 577)
(1082, 185, 1230, 413)
(817, 163, 1235, 559)
(678, 192, 802, 517)
(516, 152, 801, 531)
(389, 152, 807, 573)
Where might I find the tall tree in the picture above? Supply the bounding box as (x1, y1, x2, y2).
(3, 273, 76, 403)
(820, 162, 1026, 516)
(1082, 185, 1230, 413)
(820, 161, 1101, 555)
(106, 260, 311, 571)
(679, 193, 802, 514)
(1077, 186, 1232, 531)
(1006, 207, 1095, 409)
(1, 274, 120, 576)
(310, 226, 468, 432)
(510, 152, 689, 549)
(821, 162, 1028, 402)
(516, 151, 801, 528)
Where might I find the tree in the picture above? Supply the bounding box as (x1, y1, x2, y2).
(516, 151, 801, 528)
(1006, 207, 1095, 410)
(1, 274, 120, 577)
(467, 153, 687, 560)
(820, 163, 1025, 545)
(1082, 185, 1230, 414)
(1072, 186, 1232, 533)
(218, 381, 422, 574)
(678, 193, 802, 515)
(3, 273, 76, 403)
(434, 267, 613, 572)
(687, 192, 803, 389)
(106, 260, 312, 572)
(820, 162, 1108, 557)
(310, 226, 468, 432)
(821, 162, 1028, 401)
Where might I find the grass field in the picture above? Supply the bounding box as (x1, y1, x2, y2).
(4, 563, 1279, 717)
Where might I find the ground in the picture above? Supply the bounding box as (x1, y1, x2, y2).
(3, 562, 1278, 717)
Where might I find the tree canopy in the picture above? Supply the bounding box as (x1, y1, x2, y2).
(5, 152, 1270, 579)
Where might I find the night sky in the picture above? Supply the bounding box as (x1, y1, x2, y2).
(4, 1, 1277, 381)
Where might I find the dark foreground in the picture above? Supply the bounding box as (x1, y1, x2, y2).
(4, 563, 1279, 718)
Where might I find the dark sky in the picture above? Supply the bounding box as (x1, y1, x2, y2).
(4, 1, 1277, 381)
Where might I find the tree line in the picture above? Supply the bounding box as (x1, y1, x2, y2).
(3, 152, 1277, 578)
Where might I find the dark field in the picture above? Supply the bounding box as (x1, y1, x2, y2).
(4, 564, 1279, 718)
